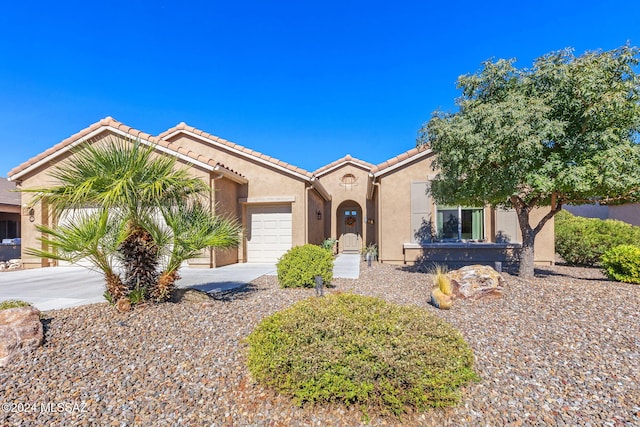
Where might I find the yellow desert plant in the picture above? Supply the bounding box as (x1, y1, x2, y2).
(431, 264, 452, 295)
(429, 264, 453, 310)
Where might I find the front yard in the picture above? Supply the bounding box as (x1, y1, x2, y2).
(1, 262, 638, 426)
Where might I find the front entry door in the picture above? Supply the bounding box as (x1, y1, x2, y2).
(340, 207, 361, 253)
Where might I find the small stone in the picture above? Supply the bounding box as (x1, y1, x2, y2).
(116, 298, 131, 312)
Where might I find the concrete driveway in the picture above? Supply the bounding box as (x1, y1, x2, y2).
(0, 263, 277, 311)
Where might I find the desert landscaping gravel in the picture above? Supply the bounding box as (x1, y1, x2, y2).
(1, 262, 639, 426)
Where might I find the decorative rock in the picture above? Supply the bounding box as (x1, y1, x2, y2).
(171, 288, 214, 303)
(0, 259, 22, 271)
(448, 264, 505, 300)
(116, 298, 132, 312)
(0, 306, 43, 367)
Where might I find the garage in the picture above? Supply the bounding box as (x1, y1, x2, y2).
(246, 205, 292, 263)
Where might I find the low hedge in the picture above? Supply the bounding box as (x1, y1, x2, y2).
(601, 244, 640, 284)
(555, 210, 640, 266)
(276, 244, 334, 288)
(246, 293, 478, 416)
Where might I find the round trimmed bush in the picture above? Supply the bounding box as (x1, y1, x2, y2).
(555, 210, 640, 266)
(276, 244, 333, 288)
(246, 293, 478, 416)
(601, 244, 640, 284)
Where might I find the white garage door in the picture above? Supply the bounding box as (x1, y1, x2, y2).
(246, 205, 292, 263)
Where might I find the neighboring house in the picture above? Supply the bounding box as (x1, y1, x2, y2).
(8, 117, 555, 270)
(0, 177, 20, 240)
(0, 177, 21, 261)
(564, 203, 640, 227)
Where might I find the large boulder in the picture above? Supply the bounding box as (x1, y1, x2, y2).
(0, 306, 43, 367)
(448, 265, 505, 300)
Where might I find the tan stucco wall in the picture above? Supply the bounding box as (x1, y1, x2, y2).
(210, 176, 242, 267)
(164, 134, 310, 248)
(375, 154, 437, 264)
(16, 143, 79, 268)
(307, 189, 326, 245)
(530, 207, 555, 266)
(374, 152, 555, 267)
(316, 163, 372, 252)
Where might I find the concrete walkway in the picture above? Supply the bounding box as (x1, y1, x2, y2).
(332, 253, 361, 279)
(0, 255, 360, 311)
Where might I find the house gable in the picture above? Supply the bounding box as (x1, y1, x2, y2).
(313, 154, 374, 178)
(159, 123, 313, 181)
(8, 117, 245, 184)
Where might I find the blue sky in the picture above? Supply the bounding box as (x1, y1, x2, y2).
(1, 0, 639, 177)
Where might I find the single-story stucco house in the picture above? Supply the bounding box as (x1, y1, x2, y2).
(8, 117, 554, 270)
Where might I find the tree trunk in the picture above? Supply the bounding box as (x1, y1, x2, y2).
(119, 225, 159, 297)
(511, 194, 561, 278)
(518, 235, 536, 278)
(105, 272, 127, 302)
(512, 197, 537, 279)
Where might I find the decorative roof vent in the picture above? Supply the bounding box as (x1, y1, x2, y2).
(340, 173, 358, 190)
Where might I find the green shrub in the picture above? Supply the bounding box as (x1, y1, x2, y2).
(555, 210, 640, 266)
(246, 293, 478, 416)
(277, 244, 334, 288)
(320, 238, 337, 252)
(601, 244, 640, 284)
(0, 300, 32, 311)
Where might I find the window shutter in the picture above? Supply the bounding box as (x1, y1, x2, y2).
(495, 208, 521, 243)
(410, 182, 431, 243)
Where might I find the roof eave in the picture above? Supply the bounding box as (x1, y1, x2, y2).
(372, 148, 434, 178)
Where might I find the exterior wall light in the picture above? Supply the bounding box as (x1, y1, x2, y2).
(28, 208, 35, 223)
(317, 210, 322, 220)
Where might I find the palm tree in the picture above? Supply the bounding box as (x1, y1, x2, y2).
(25, 137, 242, 304)
(26, 208, 129, 301)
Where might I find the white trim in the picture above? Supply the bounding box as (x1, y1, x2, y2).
(10, 125, 242, 181)
(162, 129, 312, 181)
(11, 126, 110, 181)
(239, 196, 296, 204)
(314, 160, 373, 178)
(372, 148, 434, 178)
(213, 165, 248, 184)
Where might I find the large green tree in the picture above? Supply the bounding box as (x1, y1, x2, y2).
(419, 46, 640, 278)
(25, 137, 242, 304)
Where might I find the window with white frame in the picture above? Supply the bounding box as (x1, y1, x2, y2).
(436, 206, 484, 241)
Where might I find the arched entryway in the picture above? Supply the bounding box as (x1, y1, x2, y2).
(337, 201, 362, 253)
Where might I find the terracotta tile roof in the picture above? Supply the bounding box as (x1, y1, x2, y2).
(370, 145, 432, 174)
(158, 122, 314, 179)
(8, 117, 245, 182)
(313, 154, 375, 176)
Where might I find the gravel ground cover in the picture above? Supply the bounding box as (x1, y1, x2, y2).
(1, 262, 639, 426)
